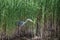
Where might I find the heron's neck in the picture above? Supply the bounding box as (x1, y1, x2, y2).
(25, 20, 29, 23)
(21, 20, 28, 26)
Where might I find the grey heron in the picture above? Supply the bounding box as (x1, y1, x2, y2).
(16, 19, 35, 38)
(17, 19, 34, 27)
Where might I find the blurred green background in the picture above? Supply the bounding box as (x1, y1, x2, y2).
(0, 0, 60, 35)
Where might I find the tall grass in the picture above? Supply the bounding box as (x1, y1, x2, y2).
(0, 0, 59, 36)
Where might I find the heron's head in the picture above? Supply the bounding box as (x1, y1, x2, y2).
(27, 19, 33, 22)
(26, 19, 35, 24)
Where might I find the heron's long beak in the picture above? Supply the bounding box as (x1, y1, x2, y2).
(30, 21, 35, 24)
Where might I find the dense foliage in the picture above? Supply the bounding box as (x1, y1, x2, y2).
(0, 0, 60, 35)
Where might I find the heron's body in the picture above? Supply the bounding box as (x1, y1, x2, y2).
(16, 19, 34, 38)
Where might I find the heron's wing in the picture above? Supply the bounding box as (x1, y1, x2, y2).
(16, 21, 24, 27)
